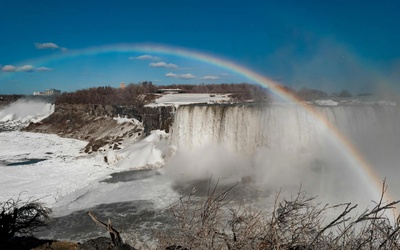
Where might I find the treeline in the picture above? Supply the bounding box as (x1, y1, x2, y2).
(56, 83, 157, 106)
(56, 82, 271, 105)
(55, 81, 354, 106)
(160, 83, 270, 101)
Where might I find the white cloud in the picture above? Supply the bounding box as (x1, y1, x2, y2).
(1, 65, 46, 73)
(201, 75, 220, 80)
(36, 67, 53, 71)
(165, 72, 196, 79)
(135, 55, 161, 60)
(2, 65, 16, 72)
(150, 62, 178, 69)
(220, 73, 234, 77)
(16, 65, 34, 72)
(35, 42, 66, 50)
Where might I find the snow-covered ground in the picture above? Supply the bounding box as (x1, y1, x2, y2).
(0, 131, 177, 217)
(147, 93, 231, 107)
(0, 99, 178, 220)
(0, 128, 181, 242)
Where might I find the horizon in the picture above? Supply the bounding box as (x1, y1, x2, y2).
(1, 0, 399, 95)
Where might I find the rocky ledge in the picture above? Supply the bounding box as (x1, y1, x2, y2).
(24, 103, 175, 153)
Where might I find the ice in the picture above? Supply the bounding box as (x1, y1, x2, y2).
(0, 113, 15, 122)
(0, 132, 99, 205)
(0, 130, 177, 217)
(112, 130, 168, 170)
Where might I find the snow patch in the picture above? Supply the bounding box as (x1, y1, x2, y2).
(112, 130, 169, 170)
(147, 93, 230, 107)
(314, 100, 338, 106)
(113, 117, 141, 125)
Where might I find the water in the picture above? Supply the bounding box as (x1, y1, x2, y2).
(102, 169, 159, 183)
(168, 102, 400, 206)
(35, 200, 174, 244)
(2, 98, 400, 243)
(5, 158, 47, 166)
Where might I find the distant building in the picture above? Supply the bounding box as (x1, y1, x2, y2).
(33, 89, 61, 96)
(157, 88, 183, 94)
(120, 82, 126, 89)
(44, 89, 61, 95)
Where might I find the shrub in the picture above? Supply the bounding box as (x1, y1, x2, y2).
(0, 196, 51, 241)
(156, 180, 400, 249)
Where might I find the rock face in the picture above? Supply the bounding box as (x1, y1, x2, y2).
(24, 103, 175, 153)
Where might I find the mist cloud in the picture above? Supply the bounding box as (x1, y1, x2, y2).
(266, 30, 400, 94)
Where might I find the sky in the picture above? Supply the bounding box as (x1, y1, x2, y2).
(0, 0, 399, 95)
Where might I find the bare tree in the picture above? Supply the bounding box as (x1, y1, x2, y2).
(0, 196, 51, 241)
(156, 180, 400, 250)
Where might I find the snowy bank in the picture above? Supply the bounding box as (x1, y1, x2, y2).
(147, 93, 231, 107)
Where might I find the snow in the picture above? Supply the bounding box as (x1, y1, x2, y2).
(0, 130, 177, 217)
(113, 116, 141, 125)
(314, 99, 339, 106)
(112, 130, 169, 169)
(147, 93, 230, 107)
(0, 113, 15, 122)
(0, 131, 105, 206)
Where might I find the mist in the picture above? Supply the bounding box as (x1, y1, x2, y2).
(265, 31, 400, 95)
(0, 99, 54, 123)
(165, 103, 400, 209)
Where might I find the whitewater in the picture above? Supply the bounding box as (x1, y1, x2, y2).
(1, 95, 400, 242)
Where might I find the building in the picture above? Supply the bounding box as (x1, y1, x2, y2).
(33, 89, 61, 96)
(44, 89, 61, 95)
(120, 82, 126, 89)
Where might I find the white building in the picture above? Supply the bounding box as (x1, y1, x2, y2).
(33, 89, 61, 96)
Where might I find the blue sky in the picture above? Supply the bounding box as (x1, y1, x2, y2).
(0, 0, 399, 95)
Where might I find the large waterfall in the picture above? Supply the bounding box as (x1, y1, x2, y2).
(168, 103, 400, 204)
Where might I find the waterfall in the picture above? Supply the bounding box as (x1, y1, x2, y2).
(168, 103, 400, 204)
(0, 100, 55, 130)
(171, 104, 400, 155)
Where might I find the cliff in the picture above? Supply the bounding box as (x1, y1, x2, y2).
(24, 103, 175, 153)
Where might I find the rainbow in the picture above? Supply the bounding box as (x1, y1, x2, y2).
(2, 43, 392, 202)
